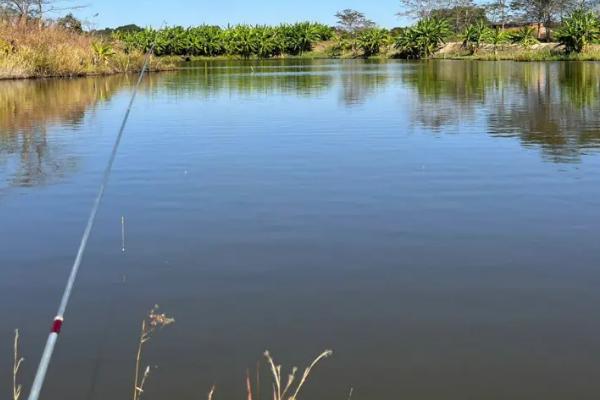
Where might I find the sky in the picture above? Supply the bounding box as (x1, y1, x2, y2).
(78, 0, 411, 30)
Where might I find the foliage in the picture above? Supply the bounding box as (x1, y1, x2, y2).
(431, 5, 489, 32)
(357, 28, 390, 57)
(57, 13, 82, 33)
(115, 24, 143, 33)
(113, 22, 333, 58)
(509, 0, 562, 38)
(486, 27, 509, 54)
(0, 21, 172, 79)
(555, 9, 600, 53)
(395, 17, 451, 58)
(335, 9, 375, 34)
(92, 41, 115, 65)
(485, 0, 512, 28)
(461, 20, 491, 52)
(0, 36, 12, 54)
(510, 26, 539, 46)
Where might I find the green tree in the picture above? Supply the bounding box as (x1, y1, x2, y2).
(335, 9, 375, 34)
(555, 9, 600, 52)
(357, 28, 390, 57)
(486, 27, 509, 55)
(57, 13, 82, 32)
(431, 4, 489, 32)
(335, 9, 375, 55)
(509, 0, 566, 40)
(485, 0, 512, 28)
(395, 17, 451, 58)
(509, 25, 539, 46)
(461, 20, 491, 53)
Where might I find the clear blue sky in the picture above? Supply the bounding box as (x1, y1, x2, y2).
(78, 0, 411, 30)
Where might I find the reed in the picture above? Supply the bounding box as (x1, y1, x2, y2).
(263, 350, 333, 400)
(13, 330, 24, 400)
(9, 316, 332, 400)
(132, 306, 175, 400)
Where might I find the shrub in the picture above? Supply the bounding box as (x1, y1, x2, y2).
(112, 22, 332, 58)
(461, 20, 490, 53)
(555, 9, 600, 53)
(57, 13, 83, 33)
(92, 41, 115, 65)
(510, 26, 539, 47)
(395, 17, 451, 59)
(0, 37, 13, 55)
(357, 28, 390, 57)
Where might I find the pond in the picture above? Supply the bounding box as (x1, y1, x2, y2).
(1, 59, 600, 400)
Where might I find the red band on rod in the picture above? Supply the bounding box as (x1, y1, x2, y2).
(51, 318, 63, 334)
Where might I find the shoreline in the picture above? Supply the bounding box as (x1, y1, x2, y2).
(3, 43, 600, 81)
(0, 65, 176, 81)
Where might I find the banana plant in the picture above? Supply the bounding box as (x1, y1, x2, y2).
(510, 26, 539, 47)
(487, 27, 509, 55)
(461, 20, 491, 54)
(555, 9, 600, 53)
(395, 17, 451, 59)
(357, 28, 390, 57)
(92, 41, 116, 65)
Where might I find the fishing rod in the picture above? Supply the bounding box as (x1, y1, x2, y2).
(26, 42, 157, 400)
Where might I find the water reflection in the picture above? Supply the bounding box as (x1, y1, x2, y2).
(404, 61, 600, 162)
(1, 59, 600, 184)
(166, 60, 334, 97)
(338, 60, 390, 105)
(0, 75, 133, 188)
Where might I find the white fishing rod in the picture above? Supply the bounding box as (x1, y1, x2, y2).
(27, 42, 157, 400)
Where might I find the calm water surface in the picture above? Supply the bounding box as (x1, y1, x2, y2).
(2, 60, 600, 399)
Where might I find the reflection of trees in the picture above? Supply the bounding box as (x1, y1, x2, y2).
(162, 59, 334, 98)
(339, 60, 389, 105)
(403, 61, 600, 162)
(403, 61, 496, 131)
(488, 62, 600, 163)
(0, 75, 129, 188)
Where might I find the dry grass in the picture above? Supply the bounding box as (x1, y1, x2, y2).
(263, 350, 333, 400)
(206, 350, 334, 400)
(132, 306, 175, 400)
(10, 312, 332, 400)
(434, 41, 600, 61)
(0, 20, 172, 79)
(13, 330, 24, 400)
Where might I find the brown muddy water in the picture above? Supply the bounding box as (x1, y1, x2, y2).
(1, 60, 600, 400)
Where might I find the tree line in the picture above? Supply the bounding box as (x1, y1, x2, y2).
(2, 0, 600, 59)
(113, 23, 334, 58)
(399, 0, 600, 37)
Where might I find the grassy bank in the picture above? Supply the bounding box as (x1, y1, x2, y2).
(434, 42, 600, 61)
(3, 23, 600, 81)
(0, 21, 174, 80)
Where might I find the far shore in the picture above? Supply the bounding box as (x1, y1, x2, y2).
(5, 47, 600, 81)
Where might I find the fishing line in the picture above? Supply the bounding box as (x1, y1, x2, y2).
(26, 43, 157, 400)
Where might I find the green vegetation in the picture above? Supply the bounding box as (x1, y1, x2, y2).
(3, 0, 600, 80)
(461, 20, 491, 53)
(487, 27, 509, 55)
(0, 19, 172, 79)
(555, 10, 600, 53)
(395, 17, 451, 58)
(113, 23, 334, 58)
(430, 5, 489, 32)
(357, 28, 391, 57)
(509, 26, 539, 47)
